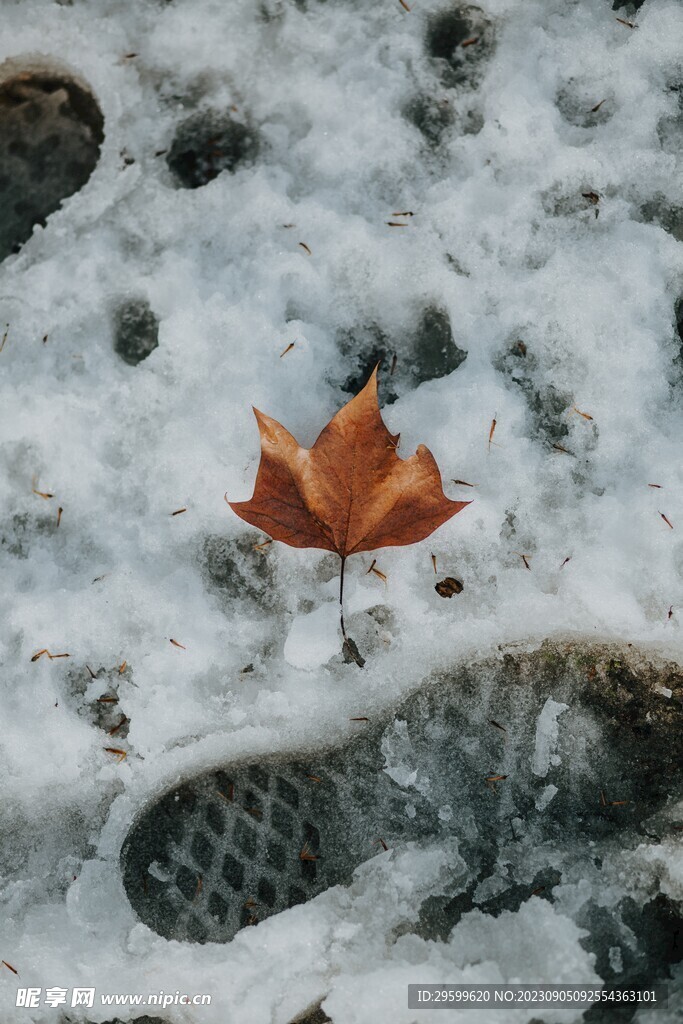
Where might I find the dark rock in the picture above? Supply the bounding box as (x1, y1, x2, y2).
(113, 299, 160, 366)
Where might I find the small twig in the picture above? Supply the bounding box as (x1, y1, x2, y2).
(366, 560, 387, 582)
(488, 416, 498, 451)
(31, 649, 70, 662)
(104, 747, 127, 762)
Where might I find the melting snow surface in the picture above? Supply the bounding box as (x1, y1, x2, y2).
(0, 0, 682, 1020)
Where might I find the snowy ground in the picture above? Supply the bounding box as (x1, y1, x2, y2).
(0, 0, 682, 1021)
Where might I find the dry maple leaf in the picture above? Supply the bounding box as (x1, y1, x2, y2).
(229, 367, 470, 663)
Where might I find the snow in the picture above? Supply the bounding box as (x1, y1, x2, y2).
(284, 602, 341, 671)
(0, 0, 682, 1020)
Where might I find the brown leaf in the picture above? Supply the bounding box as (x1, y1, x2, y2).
(435, 576, 463, 598)
(342, 636, 366, 667)
(229, 368, 469, 556)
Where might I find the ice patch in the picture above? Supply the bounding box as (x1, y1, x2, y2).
(381, 719, 421, 791)
(535, 783, 559, 811)
(609, 945, 624, 974)
(147, 860, 171, 882)
(532, 699, 569, 778)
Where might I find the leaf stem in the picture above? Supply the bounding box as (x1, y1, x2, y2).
(339, 555, 347, 641)
(339, 556, 365, 667)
